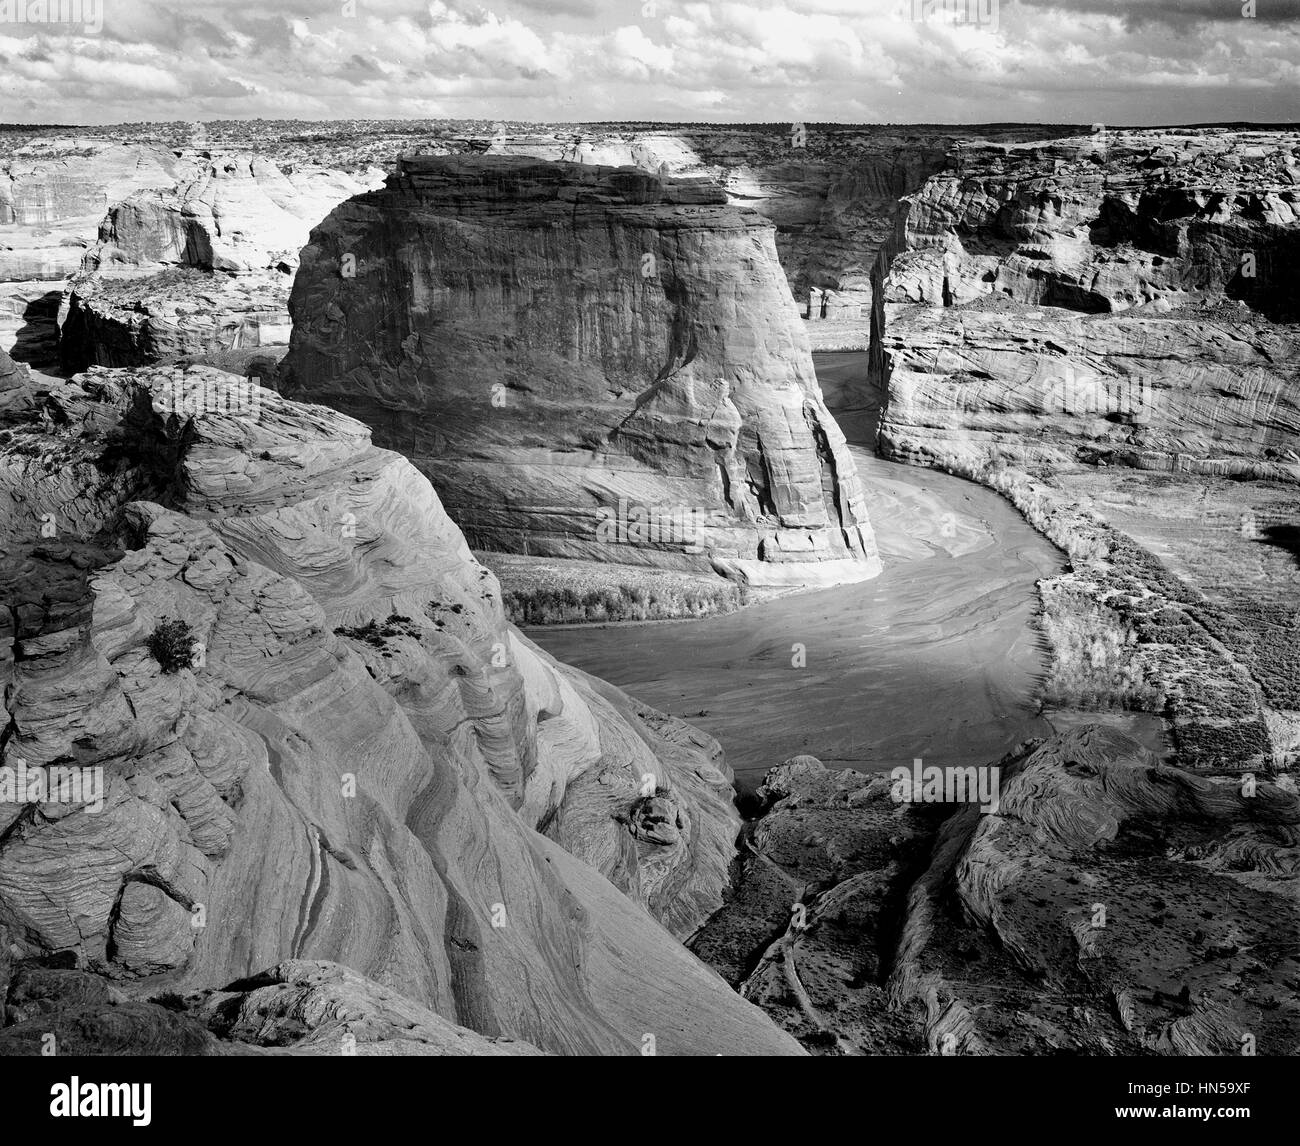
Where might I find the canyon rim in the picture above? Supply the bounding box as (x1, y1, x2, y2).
(0, 0, 1297, 1132)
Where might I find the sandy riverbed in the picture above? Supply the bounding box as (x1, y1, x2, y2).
(530, 354, 1075, 791)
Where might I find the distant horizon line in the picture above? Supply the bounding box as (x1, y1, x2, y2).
(3, 118, 1300, 132)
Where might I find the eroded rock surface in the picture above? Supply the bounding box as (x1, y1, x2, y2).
(283, 155, 880, 588)
(0, 365, 801, 1056)
(875, 128, 1300, 480)
(0, 957, 546, 1056)
(0, 138, 184, 368)
(61, 153, 384, 376)
(695, 731, 1300, 1055)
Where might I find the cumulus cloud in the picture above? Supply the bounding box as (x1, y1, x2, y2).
(1019, 0, 1300, 28)
(0, 0, 1293, 125)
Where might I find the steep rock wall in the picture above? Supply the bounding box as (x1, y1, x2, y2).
(283, 155, 880, 588)
(0, 139, 183, 368)
(60, 153, 384, 375)
(875, 129, 1300, 480)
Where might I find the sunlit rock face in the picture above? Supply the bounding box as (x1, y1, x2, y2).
(60, 153, 385, 376)
(435, 125, 1044, 350)
(283, 155, 881, 588)
(0, 139, 184, 368)
(0, 365, 801, 1057)
(0, 343, 27, 391)
(874, 128, 1300, 480)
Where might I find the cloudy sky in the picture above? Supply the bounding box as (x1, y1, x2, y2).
(0, 0, 1297, 126)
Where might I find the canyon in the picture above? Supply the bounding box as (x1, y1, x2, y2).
(281, 154, 880, 587)
(0, 351, 799, 1056)
(877, 128, 1300, 479)
(2, 120, 1297, 1057)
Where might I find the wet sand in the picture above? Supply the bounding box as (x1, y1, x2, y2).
(530, 353, 1068, 791)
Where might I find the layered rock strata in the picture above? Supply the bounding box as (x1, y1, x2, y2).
(875, 128, 1300, 479)
(283, 155, 880, 587)
(0, 139, 184, 368)
(60, 153, 384, 376)
(0, 363, 801, 1056)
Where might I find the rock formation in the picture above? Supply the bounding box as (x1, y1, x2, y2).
(60, 268, 292, 374)
(0, 343, 27, 392)
(694, 730, 1300, 1055)
(874, 129, 1300, 480)
(283, 155, 881, 587)
(406, 124, 1066, 349)
(60, 153, 384, 376)
(0, 958, 547, 1056)
(0, 139, 183, 369)
(0, 365, 801, 1056)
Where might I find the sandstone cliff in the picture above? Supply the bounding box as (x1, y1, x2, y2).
(283, 155, 880, 587)
(874, 128, 1300, 480)
(0, 139, 183, 369)
(60, 153, 385, 376)
(365, 124, 1071, 350)
(0, 365, 801, 1056)
(435, 126, 962, 348)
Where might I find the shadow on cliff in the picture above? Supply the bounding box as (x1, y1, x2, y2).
(9, 290, 64, 373)
(813, 348, 882, 448)
(1259, 523, 1300, 569)
(1225, 247, 1300, 324)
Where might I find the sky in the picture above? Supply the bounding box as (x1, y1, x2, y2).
(0, 0, 1297, 126)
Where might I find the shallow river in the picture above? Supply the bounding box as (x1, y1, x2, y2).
(530, 354, 1067, 792)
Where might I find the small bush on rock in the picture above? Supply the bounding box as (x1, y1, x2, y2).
(146, 617, 197, 673)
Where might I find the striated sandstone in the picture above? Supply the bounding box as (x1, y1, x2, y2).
(60, 153, 384, 376)
(0, 365, 801, 1056)
(283, 155, 880, 588)
(875, 129, 1300, 480)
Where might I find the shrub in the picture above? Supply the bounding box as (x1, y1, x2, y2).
(335, 614, 421, 648)
(146, 617, 197, 673)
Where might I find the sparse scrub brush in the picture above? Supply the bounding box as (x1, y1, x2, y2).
(147, 617, 198, 673)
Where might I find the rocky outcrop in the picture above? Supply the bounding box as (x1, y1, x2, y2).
(0, 139, 184, 368)
(283, 155, 881, 588)
(0, 344, 27, 392)
(0, 958, 548, 1056)
(84, 154, 381, 276)
(0, 366, 801, 1056)
(695, 730, 1300, 1055)
(60, 268, 291, 375)
(891, 726, 1299, 1056)
(60, 154, 384, 376)
(402, 125, 1074, 349)
(875, 128, 1300, 480)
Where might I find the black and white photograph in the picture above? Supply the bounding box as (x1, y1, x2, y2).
(0, 0, 1295, 1123)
